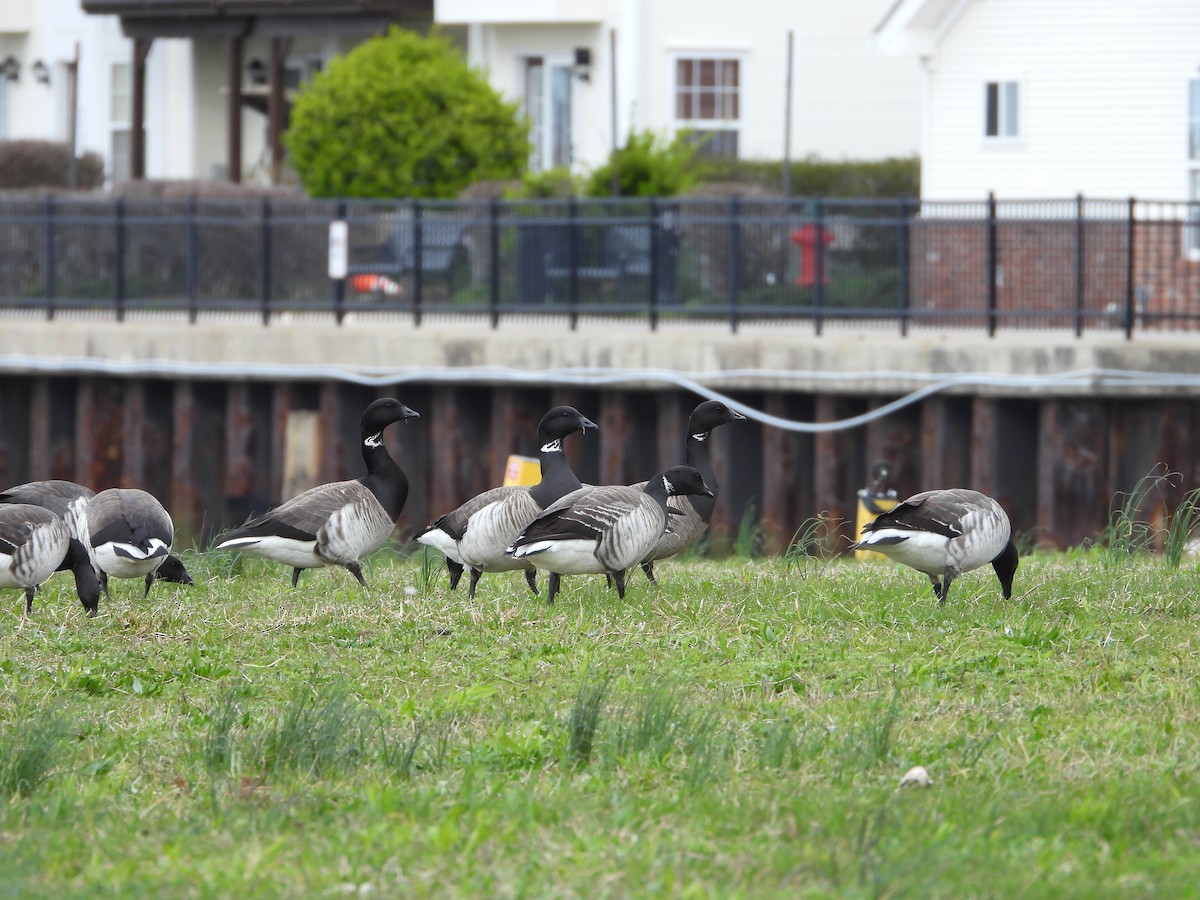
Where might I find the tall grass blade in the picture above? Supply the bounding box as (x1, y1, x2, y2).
(565, 678, 609, 769)
(1164, 487, 1200, 570)
(0, 709, 72, 799)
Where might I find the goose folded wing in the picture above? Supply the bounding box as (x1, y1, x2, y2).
(426, 486, 522, 542)
(223, 481, 367, 543)
(868, 495, 963, 539)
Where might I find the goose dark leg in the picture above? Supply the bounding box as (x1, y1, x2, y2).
(524, 568, 539, 596)
(291, 567, 302, 587)
(604, 573, 614, 589)
(468, 568, 482, 600)
(447, 559, 465, 590)
(612, 569, 627, 599)
(345, 562, 367, 587)
(25, 586, 35, 616)
(100, 571, 110, 600)
(547, 572, 560, 605)
(143, 572, 154, 598)
(640, 560, 657, 585)
(927, 574, 941, 601)
(938, 574, 955, 606)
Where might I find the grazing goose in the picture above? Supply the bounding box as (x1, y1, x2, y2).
(416, 405, 597, 598)
(508, 465, 713, 604)
(84, 487, 179, 599)
(0, 503, 99, 616)
(214, 397, 420, 586)
(632, 399, 746, 584)
(0, 479, 193, 594)
(851, 488, 1018, 604)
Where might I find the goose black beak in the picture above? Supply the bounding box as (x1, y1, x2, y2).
(579, 416, 598, 432)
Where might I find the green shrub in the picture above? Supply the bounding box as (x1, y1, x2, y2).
(285, 27, 530, 199)
(0, 140, 105, 190)
(695, 155, 920, 198)
(584, 129, 698, 198)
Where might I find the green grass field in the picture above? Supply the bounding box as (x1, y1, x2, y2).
(1, 546, 1198, 898)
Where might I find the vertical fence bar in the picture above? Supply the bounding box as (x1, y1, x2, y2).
(1073, 193, 1085, 337)
(259, 197, 272, 326)
(43, 197, 56, 321)
(648, 199, 660, 331)
(412, 199, 423, 327)
(567, 197, 579, 331)
(813, 196, 826, 337)
(186, 195, 198, 324)
(488, 198, 500, 328)
(1124, 196, 1136, 339)
(115, 197, 126, 322)
(333, 199, 347, 325)
(897, 195, 910, 337)
(728, 195, 740, 334)
(986, 191, 998, 337)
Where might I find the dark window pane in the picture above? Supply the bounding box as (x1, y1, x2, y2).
(700, 92, 715, 119)
(700, 59, 715, 87)
(985, 82, 999, 137)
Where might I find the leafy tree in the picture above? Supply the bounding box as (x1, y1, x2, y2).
(285, 28, 530, 199)
(583, 129, 698, 198)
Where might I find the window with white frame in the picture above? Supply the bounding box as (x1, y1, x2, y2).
(984, 80, 1019, 139)
(674, 57, 740, 158)
(1187, 79, 1200, 258)
(110, 62, 132, 184)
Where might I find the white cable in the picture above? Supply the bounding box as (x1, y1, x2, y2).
(2, 355, 1198, 433)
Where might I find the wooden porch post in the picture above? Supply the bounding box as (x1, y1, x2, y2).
(228, 36, 244, 183)
(268, 37, 291, 184)
(130, 37, 152, 180)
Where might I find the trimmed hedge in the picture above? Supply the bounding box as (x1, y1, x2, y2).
(0, 141, 105, 190)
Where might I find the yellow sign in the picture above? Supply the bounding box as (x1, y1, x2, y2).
(503, 455, 541, 486)
(854, 492, 899, 561)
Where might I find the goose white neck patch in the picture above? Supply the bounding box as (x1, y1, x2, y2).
(661, 474, 673, 493)
(541, 439, 563, 453)
(364, 432, 384, 449)
(691, 431, 710, 442)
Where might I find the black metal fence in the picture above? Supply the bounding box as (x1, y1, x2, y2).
(1, 194, 1197, 334)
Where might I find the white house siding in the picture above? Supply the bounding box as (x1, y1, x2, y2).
(640, 0, 922, 162)
(915, 0, 1200, 200)
(444, 0, 922, 172)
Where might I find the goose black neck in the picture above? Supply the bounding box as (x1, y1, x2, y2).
(641, 477, 673, 511)
(684, 431, 719, 521)
(360, 430, 408, 519)
(529, 438, 583, 508)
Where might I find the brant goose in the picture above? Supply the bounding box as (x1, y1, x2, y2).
(214, 397, 420, 586)
(851, 488, 1018, 604)
(508, 465, 713, 604)
(416, 405, 596, 598)
(0, 503, 99, 615)
(0, 479, 193, 593)
(84, 487, 179, 599)
(632, 399, 745, 583)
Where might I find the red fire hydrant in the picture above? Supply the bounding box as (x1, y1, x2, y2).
(791, 224, 834, 286)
